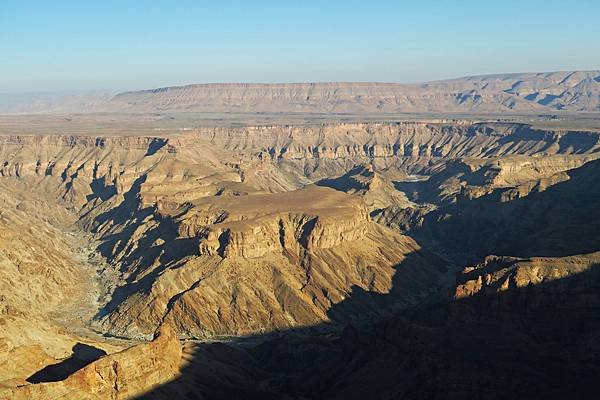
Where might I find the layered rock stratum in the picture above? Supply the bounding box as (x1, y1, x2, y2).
(0, 114, 599, 398)
(0, 325, 181, 400)
(2, 70, 599, 114)
(110, 71, 600, 113)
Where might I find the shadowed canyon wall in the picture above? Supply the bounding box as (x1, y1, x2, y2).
(0, 120, 599, 398)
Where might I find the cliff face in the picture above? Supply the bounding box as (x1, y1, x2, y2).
(1, 123, 598, 198)
(1, 119, 600, 398)
(455, 253, 600, 299)
(107, 71, 600, 113)
(193, 122, 600, 162)
(0, 122, 598, 340)
(0, 325, 181, 400)
(386, 157, 600, 264)
(188, 186, 370, 257)
(98, 186, 446, 339)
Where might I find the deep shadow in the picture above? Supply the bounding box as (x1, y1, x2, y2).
(216, 229, 231, 258)
(86, 177, 118, 202)
(145, 138, 168, 156)
(537, 93, 561, 106)
(133, 159, 600, 399)
(315, 165, 371, 193)
(557, 131, 600, 153)
(131, 246, 451, 399)
(326, 248, 449, 324)
(27, 343, 106, 383)
(401, 158, 600, 263)
(136, 259, 600, 400)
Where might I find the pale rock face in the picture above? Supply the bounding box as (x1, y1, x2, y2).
(103, 72, 600, 114)
(195, 188, 370, 258)
(96, 185, 438, 339)
(0, 118, 599, 397)
(0, 121, 598, 339)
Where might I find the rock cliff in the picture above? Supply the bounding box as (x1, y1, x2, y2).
(0, 325, 181, 400)
(108, 71, 600, 113)
(98, 186, 446, 339)
(1, 118, 599, 398)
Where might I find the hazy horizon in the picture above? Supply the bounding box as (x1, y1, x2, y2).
(1, 68, 599, 96)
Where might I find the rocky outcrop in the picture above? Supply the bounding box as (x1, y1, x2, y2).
(0, 325, 181, 400)
(379, 156, 600, 263)
(401, 153, 600, 204)
(455, 253, 600, 299)
(1, 123, 598, 210)
(317, 164, 414, 212)
(97, 184, 447, 339)
(134, 251, 600, 400)
(189, 186, 370, 258)
(193, 122, 600, 164)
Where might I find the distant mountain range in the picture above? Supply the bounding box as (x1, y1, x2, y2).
(2, 70, 599, 114)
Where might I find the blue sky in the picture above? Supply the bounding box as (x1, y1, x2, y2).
(1, 0, 599, 92)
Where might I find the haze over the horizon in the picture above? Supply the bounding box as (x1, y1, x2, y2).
(2, 0, 600, 93)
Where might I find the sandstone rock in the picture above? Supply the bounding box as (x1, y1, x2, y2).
(0, 118, 599, 398)
(0, 324, 181, 399)
(98, 185, 446, 339)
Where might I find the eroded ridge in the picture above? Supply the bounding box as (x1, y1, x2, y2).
(0, 120, 599, 398)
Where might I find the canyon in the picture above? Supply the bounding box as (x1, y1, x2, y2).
(0, 73, 600, 399)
